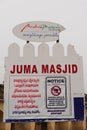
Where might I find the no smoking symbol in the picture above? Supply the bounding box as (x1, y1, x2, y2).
(51, 86, 61, 96)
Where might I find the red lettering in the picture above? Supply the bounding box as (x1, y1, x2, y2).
(50, 64, 55, 73)
(10, 65, 38, 74)
(20, 24, 42, 32)
(72, 64, 78, 73)
(10, 65, 15, 73)
(56, 64, 62, 73)
(24, 65, 31, 73)
(42, 64, 49, 73)
(32, 65, 38, 73)
(21, 24, 31, 32)
(68, 64, 71, 73)
(17, 65, 22, 74)
(62, 64, 67, 73)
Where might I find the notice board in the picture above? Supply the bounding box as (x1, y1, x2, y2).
(4, 43, 85, 122)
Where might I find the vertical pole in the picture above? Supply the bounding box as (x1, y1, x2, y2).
(41, 122, 47, 130)
(23, 122, 35, 130)
(35, 122, 41, 130)
(5, 123, 11, 130)
(47, 122, 55, 130)
(56, 35, 59, 43)
(11, 123, 23, 130)
(11, 123, 15, 130)
(55, 122, 71, 130)
(71, 121, 84, 130)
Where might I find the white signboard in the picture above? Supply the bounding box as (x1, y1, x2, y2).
(46, 77, 67, 109)
(13, 21, 65, 42)
(4, 43, 85, 122)
(7, 75, 72, 120)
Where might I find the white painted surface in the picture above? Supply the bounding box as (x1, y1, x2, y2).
(4, 43, 84, 122)
(13, 21, 65, 42)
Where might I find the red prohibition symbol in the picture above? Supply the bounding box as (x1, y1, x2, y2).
(51, 86, 61, 96)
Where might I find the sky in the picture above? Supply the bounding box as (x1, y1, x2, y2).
(0, 0, 87, 92)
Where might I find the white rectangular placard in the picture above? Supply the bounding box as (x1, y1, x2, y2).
(4, 43, 85, 122)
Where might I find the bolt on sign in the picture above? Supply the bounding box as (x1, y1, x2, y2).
(4, 21, 85, 122)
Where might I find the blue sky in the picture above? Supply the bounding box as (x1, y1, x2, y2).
(0, 0, 87, 92)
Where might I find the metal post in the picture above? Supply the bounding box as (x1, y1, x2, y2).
(56, 35, 59, 43)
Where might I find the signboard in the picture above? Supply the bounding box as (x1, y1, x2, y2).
(13, 21, 65, 42)
(4, 43, 85, 122)
(46, 77, 67, 109)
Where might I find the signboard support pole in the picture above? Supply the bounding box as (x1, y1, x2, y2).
(11, 123, 15, 130)
(56, 35, 59, 43)
(41, 122, 47, 130)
